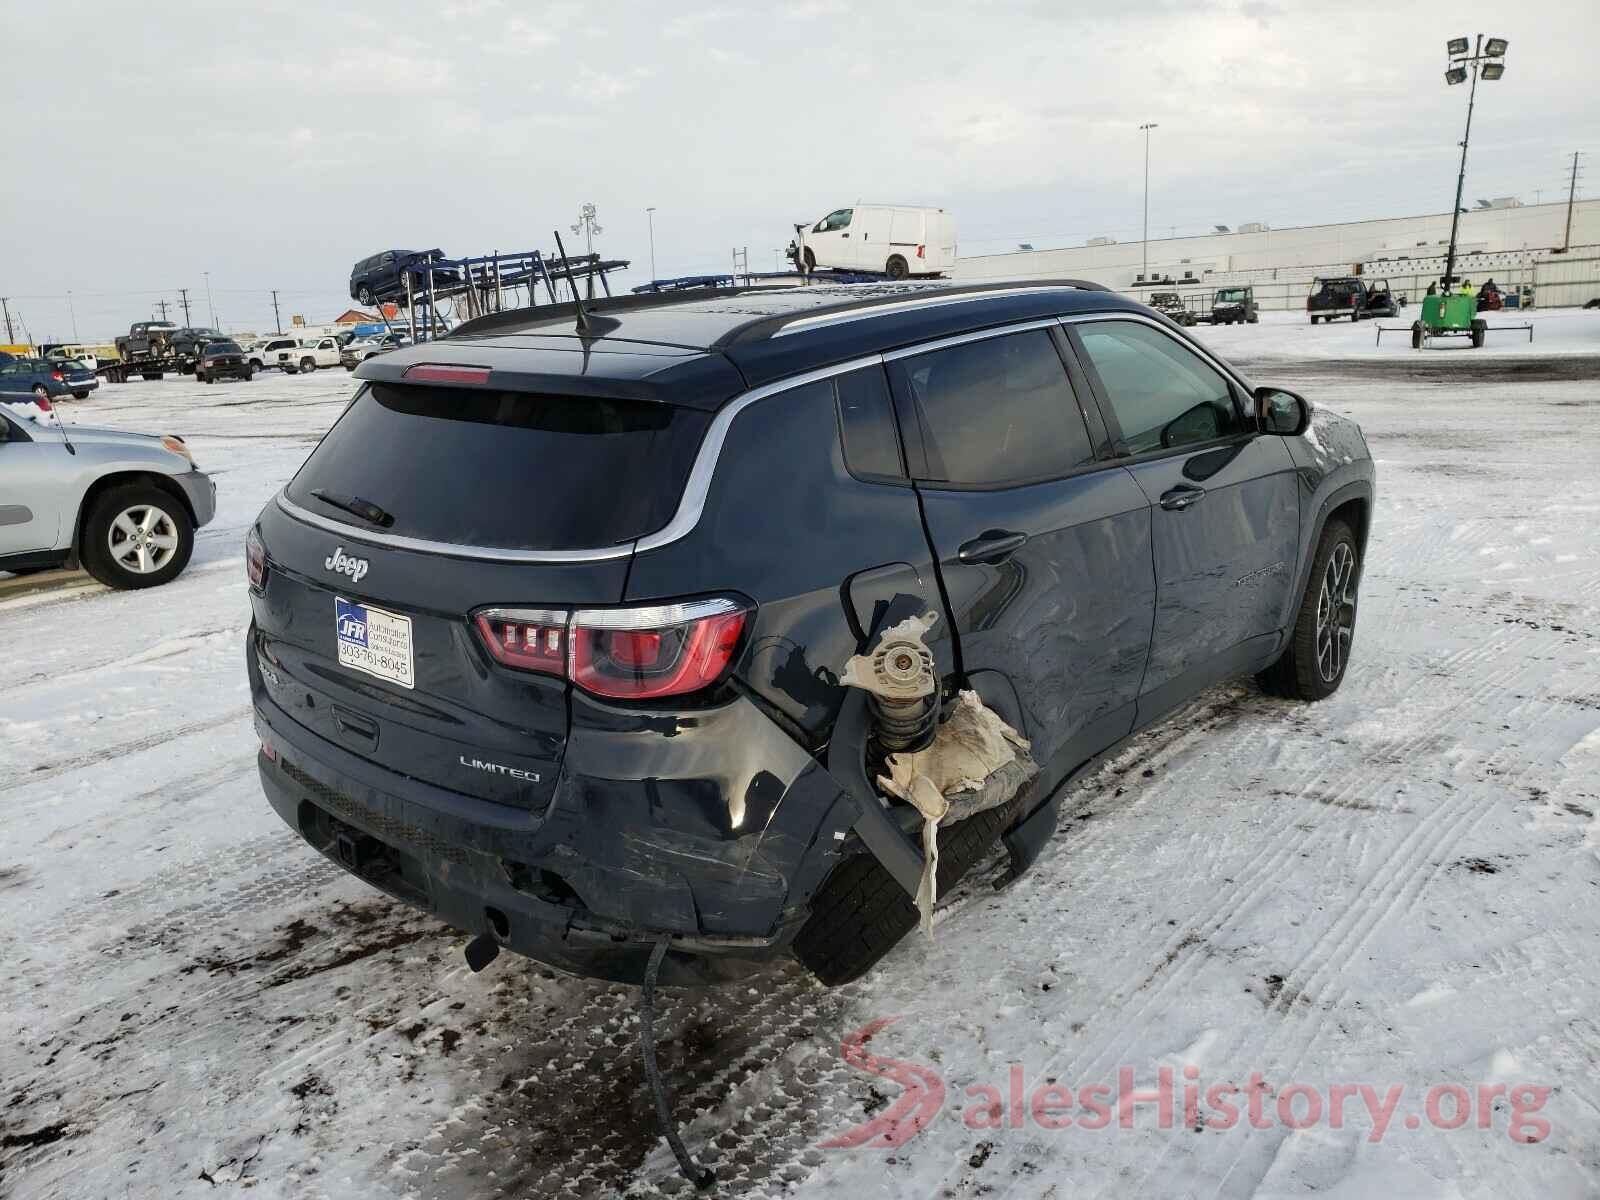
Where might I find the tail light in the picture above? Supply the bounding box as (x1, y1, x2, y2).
(51, 370, 63, 382)
(245, 527, 267, 592)
(916, 244, 926, 259)
(474, 597, 750, 700)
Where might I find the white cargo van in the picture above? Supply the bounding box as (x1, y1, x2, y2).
(794, 205, 956, 278)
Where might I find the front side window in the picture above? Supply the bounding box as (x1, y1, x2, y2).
(815, 208, 853, 233)
(894, 329, 1095, 486)
(1074, 321, 1245, 455)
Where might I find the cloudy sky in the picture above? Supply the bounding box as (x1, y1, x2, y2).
(0, 0, 1591, 341)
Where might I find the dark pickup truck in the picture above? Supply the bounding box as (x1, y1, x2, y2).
(1308, 277, 1400, 324)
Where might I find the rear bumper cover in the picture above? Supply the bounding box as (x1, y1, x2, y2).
(249, 648, 863, 985)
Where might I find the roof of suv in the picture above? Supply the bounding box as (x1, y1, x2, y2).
(355, 280, 1148, 410)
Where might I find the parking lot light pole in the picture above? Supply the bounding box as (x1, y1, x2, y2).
(646, 207, 657, 283)
(1441, 35, 1508, 290)
(1140, 123, 1158, 288)
(204, 271, 217, 328)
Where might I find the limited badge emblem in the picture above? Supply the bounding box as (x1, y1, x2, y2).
(325, 546, 369, 583)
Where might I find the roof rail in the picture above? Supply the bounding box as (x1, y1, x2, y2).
(714, 278, 1111, 346)
(446, 285, 794, 339)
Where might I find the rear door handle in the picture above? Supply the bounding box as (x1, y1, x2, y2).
(1160, 484, 1207, 511)
(958, 530, 1029, 564)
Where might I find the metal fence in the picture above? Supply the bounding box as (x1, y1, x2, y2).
(1127, 249, 1599, 314)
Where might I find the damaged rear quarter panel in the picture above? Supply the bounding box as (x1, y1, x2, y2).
(623, 376, 950, 739)
(560, 691, 855, 936)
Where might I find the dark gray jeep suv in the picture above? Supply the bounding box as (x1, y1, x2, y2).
(246, 280, 1374, 987)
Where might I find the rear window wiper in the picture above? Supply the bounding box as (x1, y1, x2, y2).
(310, 488, 395, 528)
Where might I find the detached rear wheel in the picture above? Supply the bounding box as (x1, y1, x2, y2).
(1471, 319, 1487, 349)
(1258, 519, 1359, 701)
(80, 485, 194, 590)
(1411, 321, 1424, 349)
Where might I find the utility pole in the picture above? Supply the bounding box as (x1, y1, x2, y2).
(646, 206, 657, 283)
(179, 288, 192, 325)
(1563, 151, 1583, 252)
(156, 299, 171, 321)
(204, 271, 217, 327)
(271, 289, 282, 334)
(1, 297, 14, 344)
(1139, 122, 1158, 286)
(67, 291, 79, 342)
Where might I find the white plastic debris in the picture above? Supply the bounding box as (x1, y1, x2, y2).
(879, 690, 1033, 937)
(840, 612, 939, 700)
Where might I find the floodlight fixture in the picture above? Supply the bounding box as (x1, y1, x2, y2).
(1484, 37, 1507, 57)
(1480, 61, 1504, 80)
(1447, 36, 1470, 56)
(1445, 66, 1467, 85)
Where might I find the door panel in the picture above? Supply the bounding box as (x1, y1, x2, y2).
(1122, 437, 1299, 712)
(887, 325, 1156, 779)
(0, 431, 65, 555)
(919, 470, 1154, 775)
(1066, 317, 1300, 716)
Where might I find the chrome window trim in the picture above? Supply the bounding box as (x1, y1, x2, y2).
(880, 316, 1065, 362)
(634, 355, 883, 552)
(275, 311, 1224, 566)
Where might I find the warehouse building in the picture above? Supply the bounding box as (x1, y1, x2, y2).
(955, 198, 1600, 310)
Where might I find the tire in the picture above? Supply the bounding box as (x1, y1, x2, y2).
(793, 794, 1024, 986)
(143, 373, 162, 382)
(1411, 321, 1423, 350)
(1310, 315, 1319, 325)
(33, 385, 50, 402)
(72, 391, 89, 400)
(1257, 519, 1359, 702)
(244, 368, 254, 381)
(1471, 319, 1487, 349)
(345, 364, 356, 371)
(358, 285, 374, 305)
(803, 248, 816, 273)
(79, 484, 194, 590)
(300, 357, 316, 373)
(885, 255, 909, 280)
(1248, 313, 1259, 324)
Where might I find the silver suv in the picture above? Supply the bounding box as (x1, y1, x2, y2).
(0, 402, 216, 588)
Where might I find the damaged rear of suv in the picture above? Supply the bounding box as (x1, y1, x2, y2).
(247, 280, 1374, 988)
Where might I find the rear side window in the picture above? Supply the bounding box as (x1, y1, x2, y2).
(286, 384, 709, 551)
(835, 367, 903, 480)
(892, 329, 1095, 486)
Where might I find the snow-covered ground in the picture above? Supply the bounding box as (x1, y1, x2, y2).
(2, 338, 1599, 1199)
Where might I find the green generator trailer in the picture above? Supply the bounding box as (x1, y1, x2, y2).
(1412, 293, 1487, 348)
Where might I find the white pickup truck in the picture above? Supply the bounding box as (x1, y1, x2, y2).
(277, 336, 342, 374)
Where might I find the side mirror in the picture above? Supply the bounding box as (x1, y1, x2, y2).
(1256, 387, 1311, 437)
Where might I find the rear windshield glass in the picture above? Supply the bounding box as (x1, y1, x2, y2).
(285, 383, 709, 551)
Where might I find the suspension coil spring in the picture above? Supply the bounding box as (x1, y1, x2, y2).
(869, 691, 939, 753)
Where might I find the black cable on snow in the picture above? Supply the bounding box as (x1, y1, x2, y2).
(640, 938, 716, 1190)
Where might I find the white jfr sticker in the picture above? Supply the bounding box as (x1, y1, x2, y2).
(334, 596, 415, 690)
